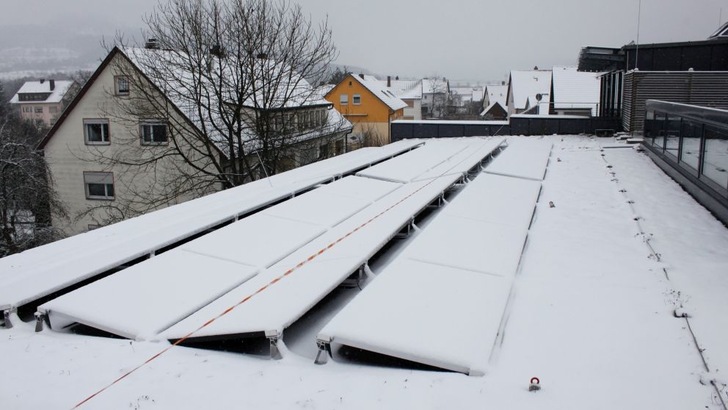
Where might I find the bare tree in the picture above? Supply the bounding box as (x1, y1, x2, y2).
(85, 0, 346, 223)
(0, 83, 66, 256)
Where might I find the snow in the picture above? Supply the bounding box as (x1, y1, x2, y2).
(318, 149, 546, 376)
(509, 70, 552, 110)
(39, 251, 258, 340)
(1, 135, 727, 409)
(357, 138, 497, 183)
(413, 137, 505, 181)
(0, 140, 422, 312)
(349, 74, 408, 111)
(9, 80, 74, 104)
(160, 174, 462, 340)
(485, 138, 552, 181)
(551, 66, 602, 115)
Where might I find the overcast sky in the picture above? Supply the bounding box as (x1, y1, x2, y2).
(1, 0, 726, 82)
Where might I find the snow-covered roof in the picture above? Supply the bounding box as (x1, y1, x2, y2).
(382, 79, 422, 100)
(422, 78, 448, 94)
(121, 47, 345, 155)
(9, 80, 74, 104)
(551, 66, 602, 114)
(485, 84, 508, 107)
(509, 70, 552, 110)
(350, 74, 408, 111)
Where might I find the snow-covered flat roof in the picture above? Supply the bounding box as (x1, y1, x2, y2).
(3, 136, 728, 410)
(318, 154, 546, 376)
(0, 140, 423, 312)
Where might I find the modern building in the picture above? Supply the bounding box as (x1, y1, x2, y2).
(642, 99, 728, 224)
(9, 79, 77, 127)
(325, 74, 406, 146)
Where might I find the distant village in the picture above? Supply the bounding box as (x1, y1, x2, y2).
(2, 14, 728, 251)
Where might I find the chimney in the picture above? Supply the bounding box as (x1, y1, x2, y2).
(145, 38, 159, 49)
(50, 79, 55, 91)
(359, 73, 364, 79)
(40, 79, 45, 84)
(387, 76, 391, 87)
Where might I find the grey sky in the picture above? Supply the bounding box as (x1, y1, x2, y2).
(1, 0, 726, 82)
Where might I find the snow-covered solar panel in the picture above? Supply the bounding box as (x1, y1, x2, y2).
(484, 139, 553, 181)
(39, 176, 400, 339)
(40, 251, 258, 340)
(356, 139, 476, 183)
(318, 157, 547, 375)
(319, 259, 512, 375)
(443, 173, 542, 232)
(160, 174, 463, 342)
(0, 140, 422, 316)
(413, 138, 506, 181)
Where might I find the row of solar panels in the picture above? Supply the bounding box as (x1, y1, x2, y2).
(5, 136, 553, 376)
(0, 140, 425, 318)
(34, 138, 507, 346)
(318, 139, 552, 376)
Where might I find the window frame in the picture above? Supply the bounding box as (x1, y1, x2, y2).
(83, 118, 111, 145)
(140, 121, 169, 145)
(115, 76, 130, 96)
(340, 94, 349, 105)
(83, 171, 115, 200)
(352, 94, 361, 105)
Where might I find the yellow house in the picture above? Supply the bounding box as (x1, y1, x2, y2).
(325, 74, 407, 146)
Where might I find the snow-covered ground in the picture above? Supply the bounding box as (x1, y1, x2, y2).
(1, 135, 727, 409)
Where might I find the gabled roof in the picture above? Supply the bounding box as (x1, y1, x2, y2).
(348, 74, 408, 111)
(9, 80, 75, 104)
(480, 101, 507, 117)
(485, 85, 508, 107)
(39, 47, 349, 154)
(422, 78, 448, 94)
(551, 66, 602, 114)
(508, 70, 552, 110)
(383, 79, 422, 100)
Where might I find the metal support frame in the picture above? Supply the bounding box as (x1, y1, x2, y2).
(34, 312, 47, 332)
(266, 330, 283, 360)
(2, 309, 12, 329)
(396, 217, 416, 238)
(314, 340, 332, 365)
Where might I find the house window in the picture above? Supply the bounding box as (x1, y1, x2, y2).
(34, 107, 43, 114)
(49, 106, 58, 114)
(84, 119, 110, 145)
(115, 76, 130, 95)
(353, 94, 361, 105)
(84, 172, 114, 200)
(140, 122, 168, 144)
(340, 94, 348, 105)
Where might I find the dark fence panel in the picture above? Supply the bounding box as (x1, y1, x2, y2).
(392, 118, 622, 141)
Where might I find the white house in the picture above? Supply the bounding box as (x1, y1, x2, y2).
(9, 79, 77, 127)
(551, 66, 603, 116)
(382, 77, 423, 120)
(481, 84, 508, 120)
(38, 46, 351, 236)
(421, 78, 450, 118)
(506, 70, 552, 116)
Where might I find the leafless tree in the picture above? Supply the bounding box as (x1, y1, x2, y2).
(85, 0, 346, 223)
(0, 83, 66, 256)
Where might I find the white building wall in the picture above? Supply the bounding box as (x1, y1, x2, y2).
(44, 55, 217, 236)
